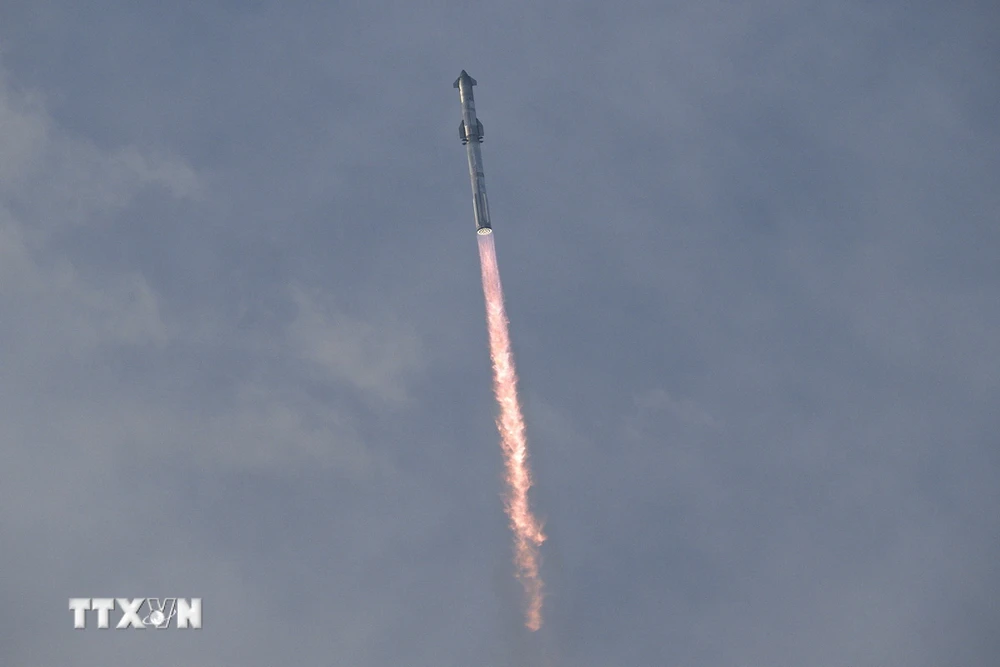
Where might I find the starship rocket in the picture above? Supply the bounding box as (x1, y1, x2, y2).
(454, 70, 493, 235)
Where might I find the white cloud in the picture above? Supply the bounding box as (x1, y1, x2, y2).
(0, 59, 397, 492)
(0, 72, 199, 231)
(0, 74, 48, 187)
(632, 387, 723, 431)
(182, 382, 379, 477)
(288, 285, 424, 403)
(0, 211, 169, 368)
(0, 63, 200, 358)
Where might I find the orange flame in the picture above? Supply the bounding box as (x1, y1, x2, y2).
(477, 233, 546, 631)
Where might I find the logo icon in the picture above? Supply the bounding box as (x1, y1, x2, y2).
(142, 598, 177, 629)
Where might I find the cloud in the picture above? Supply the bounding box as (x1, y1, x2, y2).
(288, 285, 425, 403)
(0, 75, 188, 370)
(630, 387, 723, 431)
(1, 3, 997, 665)
(0, 73, 199, 231)
(164, 381, 379, 477)
(0, 51, 406, 666)
(0, 217, 168, 351)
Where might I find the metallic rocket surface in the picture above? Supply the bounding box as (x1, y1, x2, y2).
(454, 70, 493, 235)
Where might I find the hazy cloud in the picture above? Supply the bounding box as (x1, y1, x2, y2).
(1, 2, 997, 666)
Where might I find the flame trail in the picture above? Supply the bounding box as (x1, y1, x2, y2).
(477, 232, 546, 631)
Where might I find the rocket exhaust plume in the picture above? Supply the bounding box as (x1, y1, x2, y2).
(455, 70, 545, 630)
(478, 233, 546, 631)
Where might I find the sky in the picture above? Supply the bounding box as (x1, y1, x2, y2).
(1, 2, 998, 666)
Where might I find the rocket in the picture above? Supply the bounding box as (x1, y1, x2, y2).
(454, 70, 493, 235)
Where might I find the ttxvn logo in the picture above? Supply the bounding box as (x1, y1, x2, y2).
(68, 598, 202, 629)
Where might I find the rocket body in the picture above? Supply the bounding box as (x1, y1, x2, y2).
(454, 70, 493, 235)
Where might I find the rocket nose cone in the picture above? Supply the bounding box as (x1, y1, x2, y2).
(455, 70, 477, 88)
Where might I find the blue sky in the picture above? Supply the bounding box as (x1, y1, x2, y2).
(1, 2, 998, 666)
